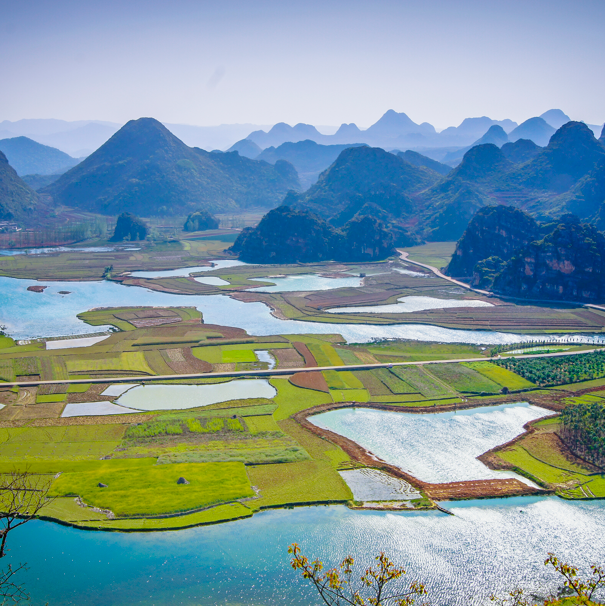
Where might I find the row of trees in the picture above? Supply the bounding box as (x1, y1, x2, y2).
(560, 401, 605, 467)
(290, 545, 605, 606)
(0, 219, 105, 249)
(495, 351, 605, 386)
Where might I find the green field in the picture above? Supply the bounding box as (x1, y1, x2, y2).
(244, 415, 282, 434)
(50, 461, 254, 515)
(464, 361, 535, 390)
(427, 363, 501, 394)
(376, 368, 418, 394)
(0, 425, 125, 461)
(401, 242, 456, 270)
(391, 365, 453, 398)
(65, 352, 155, 375)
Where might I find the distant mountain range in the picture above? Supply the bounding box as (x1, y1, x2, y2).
(0, 137, 79, 176)
(238, 109, 602, 155)
(273, 121, 605, 244)
(2, 109, 601, 160)
(251, 141, 367, 189)
(0, 119, 271, 158)
(42, 118, 299, 217)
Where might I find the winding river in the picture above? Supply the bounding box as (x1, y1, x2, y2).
(1, 276, 603, 345)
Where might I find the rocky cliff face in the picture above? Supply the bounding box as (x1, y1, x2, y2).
(493, 217, 605, 302)
(444, 205, 539, 278)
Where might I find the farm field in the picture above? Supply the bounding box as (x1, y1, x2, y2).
(1, 300, 605, 531)
(488, 421, 605, 499)
(400, 242, 457, 270)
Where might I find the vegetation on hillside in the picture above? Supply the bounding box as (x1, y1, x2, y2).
(43, 117, 300, 217)
(110, 212, 148, 241)
(0, 150, 38, 220)
(560, 400, 605, 467)
(183, 210, 219, 231)
(230, 205, 394, 263)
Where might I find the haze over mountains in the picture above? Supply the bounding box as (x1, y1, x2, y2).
(42, 118, 299, 216)
(1, 107, 604, 251)
(3, 109, 602, 161)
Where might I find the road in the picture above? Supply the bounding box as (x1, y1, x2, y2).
(399, 249, 605, 312)
(1, 347, 599, 388)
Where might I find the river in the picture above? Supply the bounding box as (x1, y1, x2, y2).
(1, 276, 603, 345)
(8, 498, 605, 606)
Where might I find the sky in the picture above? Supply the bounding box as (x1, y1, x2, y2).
(1, 0, 604, 130)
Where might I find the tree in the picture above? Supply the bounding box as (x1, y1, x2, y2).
(183, 210, 219, 232)
(0, 470, 54, 604)
(288, 543, 427, 606)
(490, 553, 605, 606)
(543, 553, 605, 605)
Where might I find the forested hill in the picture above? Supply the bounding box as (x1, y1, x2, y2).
(43, 118, 300, 217)
(0, 150, 39, 220)
(446, 206, 605, 303)
(229, 205, 394, 263)
(283, 145, 438, 245)
(417, 121, 605, 241)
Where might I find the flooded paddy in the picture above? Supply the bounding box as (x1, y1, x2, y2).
(129, 259, 247, 278)
(327, 295, 493, 314)
(311, 403, 550, 484)
(339, 468, 422, 502)
(115, 379, 277, 411)
(9, 499, 605, 606)
(193, 276, 230, 286)
(61, 402, 141, 417)
(249, 273, 363, 292)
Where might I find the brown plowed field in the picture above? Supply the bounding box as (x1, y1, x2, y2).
(289, 371, 330, 393)
(273, 348, 305, 368)
(292, 342, 316, 367)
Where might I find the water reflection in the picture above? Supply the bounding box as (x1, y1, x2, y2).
(9, 499, 605, 606)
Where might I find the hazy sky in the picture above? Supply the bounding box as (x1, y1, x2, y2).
(1, 0, 604, 129)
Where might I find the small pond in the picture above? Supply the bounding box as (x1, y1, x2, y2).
(194, 276, 230, 286)
(255, 349, 276, 370)
(249, 273, 363, 292)
(339, 468, 422, 501)
(45, 335, 110, 350)
(327, 295, 493, 314)
(310, 403, 550, 484)
(115, 379, 277, 411)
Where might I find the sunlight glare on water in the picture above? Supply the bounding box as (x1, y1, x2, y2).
(311, 404, 551, 482)
(9, 499, 605, 606)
